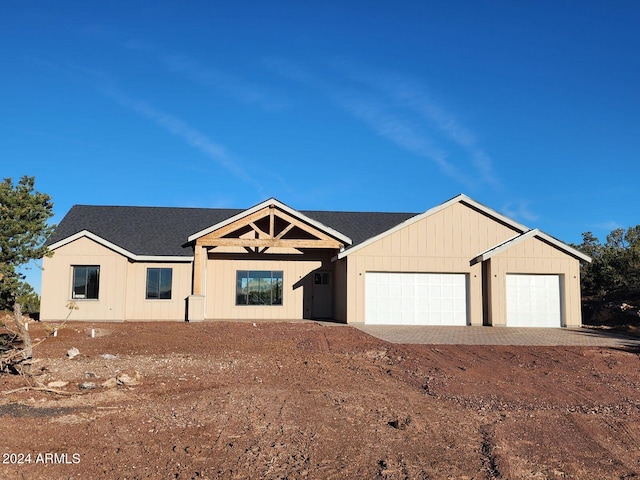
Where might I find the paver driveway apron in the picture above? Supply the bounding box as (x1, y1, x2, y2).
(353, 325, 640, 347)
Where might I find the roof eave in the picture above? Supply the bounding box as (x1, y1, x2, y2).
(47, 230, 193, 262)
(337, 193, 530, 260)
(477, 229, 592, 263)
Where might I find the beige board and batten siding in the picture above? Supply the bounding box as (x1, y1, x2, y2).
(124, 261, 192, 321)
(40, 236, 128, 322)
(204, 253, 335, 320)
(40, 236, 193, 322)
(485, 235, 582, 327)
(344, 201, 522, 324)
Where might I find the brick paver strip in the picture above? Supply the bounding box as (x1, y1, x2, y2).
(353, 325, 640, 347)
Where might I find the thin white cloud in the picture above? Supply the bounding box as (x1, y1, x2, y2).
(501, 200, 540, 223)
(337, 67, 502, 188)
(592, 220, 622, 232)
(265, 58, 499, 189)
(334, 90, 475, 188)
(101, 87, 265, 192)
(124, 41, 287, 111)
(262, 57, 328, 91)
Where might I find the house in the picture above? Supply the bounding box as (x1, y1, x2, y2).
(40, 194, 591, 327)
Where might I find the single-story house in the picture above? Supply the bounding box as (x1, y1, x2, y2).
(40, 194, 591, 327)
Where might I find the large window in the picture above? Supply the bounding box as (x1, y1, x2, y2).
(236, 270, 283, 305)
(146, 268, 173, 299)
(72, 266, 100, 299)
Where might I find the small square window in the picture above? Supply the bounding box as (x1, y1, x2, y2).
(146, 268, 172, 299)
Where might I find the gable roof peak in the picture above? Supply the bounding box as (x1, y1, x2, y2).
(336, 193, 530, 259)
(187, 197, 353, 245)
(474, 228, 592, 263)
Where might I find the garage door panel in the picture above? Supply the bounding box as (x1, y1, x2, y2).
(365, 272, 467, 325)
(506, 274, 561, 327)
(402, 311, 416, 323)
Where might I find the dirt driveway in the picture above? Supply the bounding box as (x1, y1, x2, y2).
(2, 321, 640, 479)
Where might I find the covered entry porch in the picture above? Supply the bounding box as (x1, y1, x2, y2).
(186, 200, 350, 322)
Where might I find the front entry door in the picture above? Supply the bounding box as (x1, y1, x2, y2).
(311, 271, 332, 318)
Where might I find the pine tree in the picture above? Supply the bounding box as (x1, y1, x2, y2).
(0, 176, 55, 366)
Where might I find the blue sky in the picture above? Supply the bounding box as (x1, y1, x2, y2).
(2, 1, 639, 293)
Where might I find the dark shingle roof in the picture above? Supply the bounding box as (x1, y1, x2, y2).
(47, 205, 418, 257)
(301, 210, 418, 247)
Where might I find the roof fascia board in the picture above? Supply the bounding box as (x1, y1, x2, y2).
(530, 230, 592, 263)
(48, 230, 193, 262)
(460, 194, 530, 233)
(472, 231, 533, 264)
(133, 255, 194, 262)
(188, 198, 352, 245)
(337, 194, 529, 260)
(476, 229, 592, 263)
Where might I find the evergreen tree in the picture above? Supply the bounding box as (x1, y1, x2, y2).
(575, 226, 640, 300)
(0, 175, 55, 310)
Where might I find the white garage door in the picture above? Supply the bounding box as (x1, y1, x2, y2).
(365, 273, 467, 325)
(506, 274, 561, 327)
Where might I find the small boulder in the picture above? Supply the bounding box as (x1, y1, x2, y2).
(47, 380, 69, 389)
(78, 382, 96, 390)
(101, 377, 118, 389)
(66, 347, 80, 359)
(116, 371, 142, 386)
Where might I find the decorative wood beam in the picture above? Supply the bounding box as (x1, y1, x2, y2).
(202, 207, 271, 239)
(272, 208, 339, 242)
(195, 204, 343, 246)
(275, 223, 295, 240)
(269, 205, 275, 238)
(249, 222, 268, 238)
(198, 238, 342, 249)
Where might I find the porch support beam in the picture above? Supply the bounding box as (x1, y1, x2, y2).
(192, 244, 206, 295)
(197, 238, 342, 249)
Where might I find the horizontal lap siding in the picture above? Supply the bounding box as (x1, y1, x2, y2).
(346, 202, 521, 324)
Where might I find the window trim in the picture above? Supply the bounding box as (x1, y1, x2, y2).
(71, 265, 100, 300)
(236, 270, 283, 306)
(146, 267, 173, 300)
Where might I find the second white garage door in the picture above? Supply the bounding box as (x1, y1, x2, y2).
(506, 274, 562, 327)
(365, 273, 467, 325)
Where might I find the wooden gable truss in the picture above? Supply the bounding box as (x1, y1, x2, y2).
(191, 204, 346, 295)
(197, 204, 345, 252)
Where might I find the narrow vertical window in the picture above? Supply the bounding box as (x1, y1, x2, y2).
(72, 266, 100, 299)
(146, 268, 173, 299)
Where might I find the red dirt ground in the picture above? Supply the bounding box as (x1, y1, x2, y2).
(1, 321, 640, 479)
